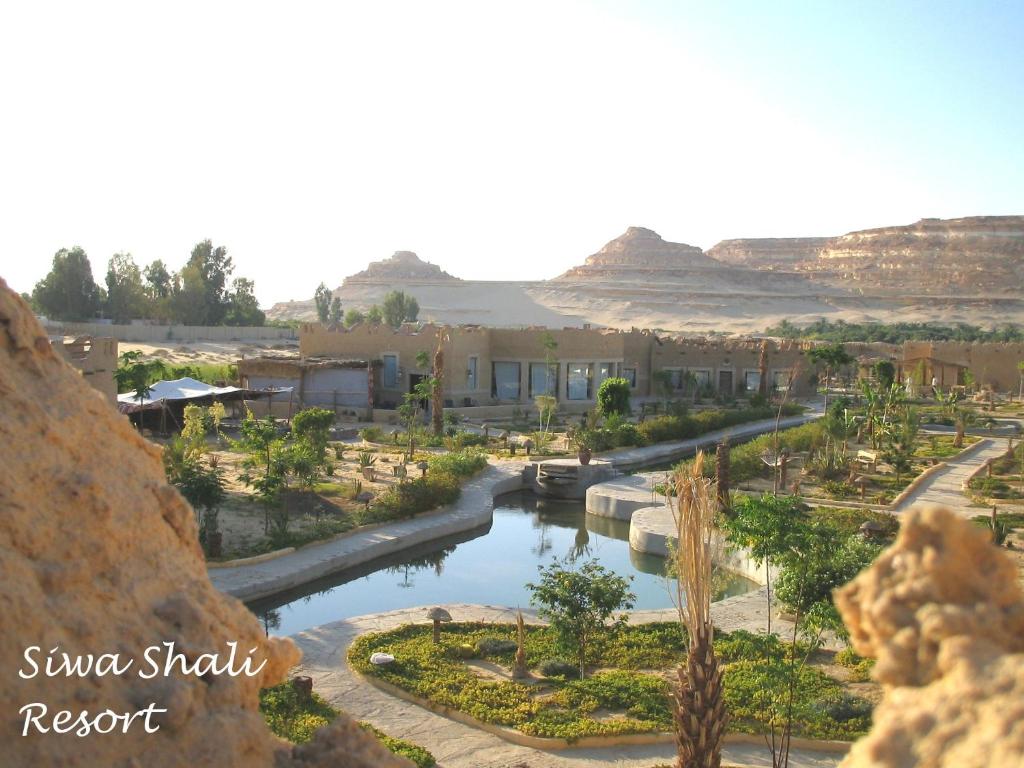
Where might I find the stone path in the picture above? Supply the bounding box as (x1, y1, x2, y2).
(291, 602, 844, 768)
(892, 437, 1008, 517)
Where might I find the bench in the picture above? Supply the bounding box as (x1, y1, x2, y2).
(857, 450, 878, 470)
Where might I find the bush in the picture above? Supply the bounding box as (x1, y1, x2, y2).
(596, 377, 632, 417)
(260, 682, 436, 766)
(359, 426, 383, 442)
(635, 404, 804, 448)
(538, 659, 580, 679)
(426, 449, 488, 478)
(363, 472, 461, 522)
(821, 480, 857, 499)
(476, 637, 518, 656)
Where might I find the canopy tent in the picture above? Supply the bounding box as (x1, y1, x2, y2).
(117, 377, 291, 415)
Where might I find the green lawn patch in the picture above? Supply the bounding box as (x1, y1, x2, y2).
(348, 622, 872, 743)
(259, 682, 436, 767)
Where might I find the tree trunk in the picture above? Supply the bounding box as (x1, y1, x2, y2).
(673, 622, 728, 768)
(758, 340, 768, 399)
(715, 439, 730, 512)
(432, 343, 444, 437)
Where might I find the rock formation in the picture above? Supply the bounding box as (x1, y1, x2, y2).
(707, 237, 832, 268)
(345, 250, 458, 283)
(0, 280, 408, 766)
(835, 505, 1024, 767)
(557, 226, 724, 279)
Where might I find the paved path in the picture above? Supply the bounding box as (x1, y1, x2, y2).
(292, 602, 841, 768)
(892, 438, 1008, 517)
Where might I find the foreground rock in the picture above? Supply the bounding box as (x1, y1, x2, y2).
(836, 506, 1024, 767)
(0, 282, 407, 766)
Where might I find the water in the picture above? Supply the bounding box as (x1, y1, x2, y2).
(248, 491, 758, 636)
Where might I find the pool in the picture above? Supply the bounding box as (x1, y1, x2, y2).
(248, 491, 758, 636)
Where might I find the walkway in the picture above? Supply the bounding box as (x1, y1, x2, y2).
(892, 437, 1008, 517)
(291, 602, 840, 768)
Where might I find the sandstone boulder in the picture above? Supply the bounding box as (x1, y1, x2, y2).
(836, 505, 1024, 767)
(0, 281, 407, 766)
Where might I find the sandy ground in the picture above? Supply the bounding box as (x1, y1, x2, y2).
(121, 339, 299, 365)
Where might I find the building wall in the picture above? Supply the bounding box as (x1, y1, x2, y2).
(53, 336, 118, 403)
(900, 342, 1024, 391)
(297, 323, 823, 408)
(43, 321, 296, 343)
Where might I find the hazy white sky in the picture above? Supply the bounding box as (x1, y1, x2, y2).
(2, 0, 1021, 306)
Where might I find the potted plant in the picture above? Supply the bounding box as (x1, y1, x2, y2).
(572, 428, 595, 465)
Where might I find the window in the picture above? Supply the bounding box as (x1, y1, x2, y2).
(622, 367, 637, 387)
(492, 362, 521, 400)
(667, 369, 683, 390)
(773, 370, 791, 392)
(529, 363, 558, 398)
(744, 370, 761, 392)
(467, 356, 478, 390)
(567, 363, 593, 400)
(692, 369, 711, 389)
(598, 362, 613, 386)
(382, 354, 398, 388)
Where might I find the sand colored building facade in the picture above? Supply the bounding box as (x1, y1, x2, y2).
(243, 323, 817, 417)
(52, 335, 118, 403)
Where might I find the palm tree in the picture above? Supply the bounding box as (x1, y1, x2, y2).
(669, 453, 728, 768)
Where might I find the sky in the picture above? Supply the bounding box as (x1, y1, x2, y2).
(1, 0, 1022, 307)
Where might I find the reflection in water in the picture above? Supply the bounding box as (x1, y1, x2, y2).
(247, 491, 757, 637)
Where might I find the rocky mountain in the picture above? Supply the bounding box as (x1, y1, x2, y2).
(345, 250, 458, 283)
(267, 216, 1024, 332)
(557, 226, 720, 278)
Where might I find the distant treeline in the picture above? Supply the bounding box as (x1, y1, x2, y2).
(766, 318, 1024, 344)
(26, 241, 268, 326)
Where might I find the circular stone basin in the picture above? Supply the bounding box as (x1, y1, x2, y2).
(628, 505, 676, 557)
(586, 473, 661, 520)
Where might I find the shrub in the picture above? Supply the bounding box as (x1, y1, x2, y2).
(359, 426, 383, 442)
(360, 724, 436, 768)
(476, 637, 518, 656)
(596, 377, 632, 417)
(538, 659, 580, 679)
(364, 472, 461, 522)
(821, 480, 857, 498)
(427, 449, 488, 478)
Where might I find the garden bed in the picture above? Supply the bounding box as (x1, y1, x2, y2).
(348, 622, 875, 744)
(259, 681, 436, 767)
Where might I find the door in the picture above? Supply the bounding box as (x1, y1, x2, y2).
(718, 370, 733, 395)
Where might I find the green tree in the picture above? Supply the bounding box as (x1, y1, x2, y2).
(144, 259, 172, 299)
(104, 252, 149, 323)
(382, 290, 419, 328)
(291, 407, 335, 462)
(366, 305, 384, 325)
(873, 360, 896, 389)
(596, 377, 631, 417)
(224, 277, 265, 326)
(329, 296, 342, 325)
(807, 343, 855, 411)
(32, 246, 103, 321)
(236, 411, 286, 535)
(344, 308, 365, 327)
(113, 350, 166, 403)
(314, 282, 332, 324)
(171, 240, 234, 325)
(526, 558, 635, 679)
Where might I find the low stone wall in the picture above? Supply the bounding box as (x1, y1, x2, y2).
(44, 320, 297, 342)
